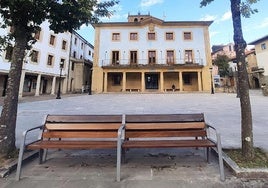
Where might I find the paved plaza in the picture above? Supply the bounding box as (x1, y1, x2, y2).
(0, 90, 268, 187)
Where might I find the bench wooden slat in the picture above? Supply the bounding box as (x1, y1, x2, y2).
(27, 140, 117, 149)
(125, 113, 204, 123)
(122, 140, 216, 148)
(42, 131, 118, 138)
(46, 115, 122, 123)
(45, 123, 121, 130)
(125, 122, 205, 130)
(125, 130, 207, 138)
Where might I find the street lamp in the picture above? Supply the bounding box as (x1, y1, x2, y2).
(209, 67, 214, 94)
(56, 61, 64, 99)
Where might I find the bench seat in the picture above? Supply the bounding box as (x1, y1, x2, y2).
(27, 140, 118, 150)
(122, 139, 216, 148)
(116, 113, 225, 182)
(16, 114, 122, 181)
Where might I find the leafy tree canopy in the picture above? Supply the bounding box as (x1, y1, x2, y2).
(200, 0, 259, 18)
(213, 55, 231, 77)
(0, 0, 118, 49)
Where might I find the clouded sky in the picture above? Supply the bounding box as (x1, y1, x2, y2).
(78, 0, 268, 48)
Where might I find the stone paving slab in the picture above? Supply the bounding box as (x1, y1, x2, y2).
(1, 148, 268, 188)
(1, 90, 268, 187)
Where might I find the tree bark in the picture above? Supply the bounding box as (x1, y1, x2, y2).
(230, 0, 254, 160)
(0, 28, 27, 155)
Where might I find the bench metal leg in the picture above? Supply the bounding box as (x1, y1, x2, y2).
(116, 144, 122, 182)
(216, 133, 225, 181)
(43, 149, 48, 163)
(15, 141, 25, 181)
(206, 147, 210, 163)
(39, 149, 44, 164)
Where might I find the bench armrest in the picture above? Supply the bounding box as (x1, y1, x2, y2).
(206, 124, 220, 144)
(20, 125, 43, 148)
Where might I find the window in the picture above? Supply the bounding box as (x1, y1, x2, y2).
(31, 50, 39, 63)
(261, 43, 266, 50)
(34, 30, 41, 40)
(47, 55, 54, 66)
(130, 51, 138, 64)
(60, 58, 65, 68)
(73, 51, 77, 58)
(148, 32, 156, 40)
(130, 33, 138, 40)
(148, 51, 156, 64)
(183, 74, 191, 85)
(5, 46, 13, 60)
(49, 35, 56, 45)
(113, 74, 121, 85)
(166, 32, 174, 40)
(112, 51, 120, 65)
(62, 40, 67, 50)
(71, 62, 75, 71)
(81, 43, 84, 49)
(183, 32, 192, 40)
(184, 50, 193, 63)
(166, 50, 174, 64)
(88, 50, 91, 56)
(74, 38, 77, 45)
(112, 33, 120, 41)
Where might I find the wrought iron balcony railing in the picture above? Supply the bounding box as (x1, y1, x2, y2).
(100, 58, 204, 67)
(251, 66, 264, 73)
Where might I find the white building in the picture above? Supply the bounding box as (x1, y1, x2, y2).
(0, 20, 94, 97)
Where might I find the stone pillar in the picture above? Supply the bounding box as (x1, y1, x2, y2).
(198, 71, 202, 91)
(104, 72, 108, 92)
(160, 71, 164, 92)
(179, 71, 183, 92)
(19, 70, 26, 98)
(35, 74, 41, 96)
(122, 72, 126, 92)
(141, 72, 145, 92)
(51, 76, 56, 95)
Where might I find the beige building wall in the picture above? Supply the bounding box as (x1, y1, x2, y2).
(92, 15, 213, 94)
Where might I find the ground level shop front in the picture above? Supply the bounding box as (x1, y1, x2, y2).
(92, 65, 211, 93)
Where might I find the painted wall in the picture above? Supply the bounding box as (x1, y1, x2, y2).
(98, 26, 207, 66)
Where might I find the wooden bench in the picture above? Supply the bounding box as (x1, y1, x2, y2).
(16, 114, 123, 181)
(116, 113, 225, 182)
(126, 88, 140, 92)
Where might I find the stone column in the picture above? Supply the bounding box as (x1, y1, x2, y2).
(19, 70, 26, 98)
(198, 71, 202, 91)
(51, 76, 56, 95)
(141, 72, 145, 92)
(179, 71, 183, 92)
(35, 74, 41, 96)
(104, 72, 108, 92)
(122, 72, 126, 92)
(160, 71, 164, 92)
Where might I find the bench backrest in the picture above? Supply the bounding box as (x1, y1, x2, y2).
(124, 113, 207, 138)
(42, 114, 122, 139)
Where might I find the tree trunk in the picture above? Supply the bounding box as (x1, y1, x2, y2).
(0, 30, 27, 155)
(230, 0, 254, 160)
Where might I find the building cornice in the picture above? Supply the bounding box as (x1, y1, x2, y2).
(248, 35, 268, 45)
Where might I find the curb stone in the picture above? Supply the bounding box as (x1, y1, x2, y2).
(222, 151, 268, 179)
(0, 151, 38, 178)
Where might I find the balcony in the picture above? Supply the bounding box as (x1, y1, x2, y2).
(251, 66, 264, 73)
(101, 58, 204, 69)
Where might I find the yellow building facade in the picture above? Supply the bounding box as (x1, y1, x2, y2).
(92, 14, 213, 93)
